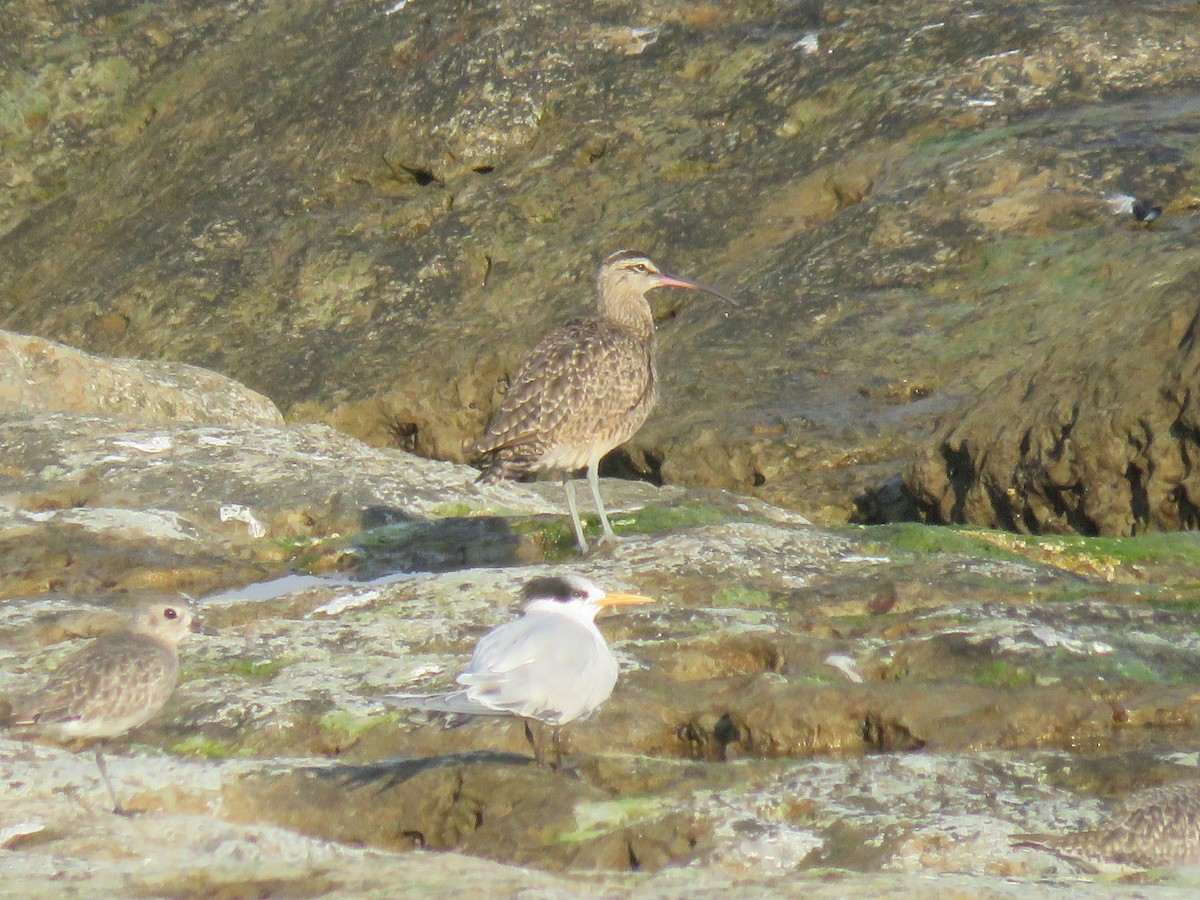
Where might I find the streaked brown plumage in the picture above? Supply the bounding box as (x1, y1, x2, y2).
(469, 250, 736, 553)
(1013, 780, 1200, 870)
(5, 598, 201, 815)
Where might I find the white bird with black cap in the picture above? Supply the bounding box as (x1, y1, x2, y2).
(380, 573, 652, 768)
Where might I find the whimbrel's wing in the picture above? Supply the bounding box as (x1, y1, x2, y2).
(1012, 780, 1200, 869)
(468, 318, 653, 472)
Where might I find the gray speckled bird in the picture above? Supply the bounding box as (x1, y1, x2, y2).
(5, 598, 201, 815)
(380, 573, 651, 768)
(468, 250, 737, 554)
(1013, 780, 1200, 870)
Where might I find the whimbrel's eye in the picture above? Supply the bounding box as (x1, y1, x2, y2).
(631, 263, 648, 273)
(163, 607, 178, 620)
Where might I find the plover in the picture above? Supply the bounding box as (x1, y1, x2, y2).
(4, 598, 201, 814)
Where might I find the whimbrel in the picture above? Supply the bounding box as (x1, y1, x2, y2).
(379, 573, 652, 768)
(469, 250, 737, 553)
(4, 598, 201, 815)
(1013, 780, 1200, 870)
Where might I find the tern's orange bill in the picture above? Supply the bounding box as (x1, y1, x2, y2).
(597, 591, 654, 608)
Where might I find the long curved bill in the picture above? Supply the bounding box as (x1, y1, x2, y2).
(657, 273, 742, 309)
(597, 591, 654, 609)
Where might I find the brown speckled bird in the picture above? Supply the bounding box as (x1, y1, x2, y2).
(469, 250, 737, 553)
(1013, 780, 1200, 870)
(5, 598, 201, 815)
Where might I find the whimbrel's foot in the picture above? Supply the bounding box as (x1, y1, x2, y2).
(112, 805, 145, 818)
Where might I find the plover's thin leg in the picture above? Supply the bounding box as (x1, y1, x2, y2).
(561, 473, 589, 554)
(587, 464, 619, 546)
(93, 747, 126, 815)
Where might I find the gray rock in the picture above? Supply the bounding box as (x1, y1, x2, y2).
(0, 330, 283, 428)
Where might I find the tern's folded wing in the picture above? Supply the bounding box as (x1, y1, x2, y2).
(375, 691, 509, 718)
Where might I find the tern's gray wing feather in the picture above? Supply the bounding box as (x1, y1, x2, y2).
(377, 692, 509, 718)
(454, 610, 619, 725)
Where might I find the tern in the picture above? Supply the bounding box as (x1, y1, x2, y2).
(381, 573, 651, 768)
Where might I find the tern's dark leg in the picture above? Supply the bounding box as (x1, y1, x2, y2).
(524, 719, 546, 767)
(93, 746, 128, 815)
(562, 473, 589, 554)
(551, 726, 563, 771)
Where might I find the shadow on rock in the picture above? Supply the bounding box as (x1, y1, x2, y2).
(351, 508, 528, 576)
(329, 750, 536, 791)
(222, 753, 710, 872)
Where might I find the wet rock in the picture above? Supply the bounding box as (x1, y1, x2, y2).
(8, 0, 1200, 892)
(903, 297, 1200, 536)
(3, 3, 1200, 526)
(225, 757, 709, 871)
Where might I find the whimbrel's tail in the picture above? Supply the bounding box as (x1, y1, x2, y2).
(466, 436, 543, 484)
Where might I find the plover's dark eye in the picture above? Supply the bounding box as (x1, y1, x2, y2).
(571, 589, 587, 600)
(163, 607, 178, 620)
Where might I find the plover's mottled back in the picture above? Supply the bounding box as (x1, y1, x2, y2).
(4, 597, 201, 814)
(1013, 780, 1200, 870)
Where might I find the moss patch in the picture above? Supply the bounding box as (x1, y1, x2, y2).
(317, 710, 394, 740)
(171, 735, 236, 759)
(851, 525, 1200, 584)
(556, 796, 671, 844)
(617, 502, 743, 534)
(711, 585, 775, 609)
(228, 657, 293, 679)
(974, 660, 1034, 689)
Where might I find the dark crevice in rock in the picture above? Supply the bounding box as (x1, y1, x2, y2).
(712, 713, 741, 758)
(983, 478, 1019, 532)
(861, 711, 925, 752)
(1171, 484, 1200, 529)
(941, 441, 974, 524)
(383, 157, 442, 187)
(1127, 461, 1150, 530)
(851, 473, 921, 525)
(599, 447, 664, 486)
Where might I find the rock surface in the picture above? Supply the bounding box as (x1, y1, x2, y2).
(1, 329, 283, 427)
(904, 299, 1200, 536)
(6, 0, 1200, 890)
(2, 1, 1199, 528)
(5, 342, 1200, 890)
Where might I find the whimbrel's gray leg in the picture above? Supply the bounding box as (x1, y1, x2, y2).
(587, 464, 619, 545)
(561, 473, 589, 554)
(93, 747, 126, 815)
